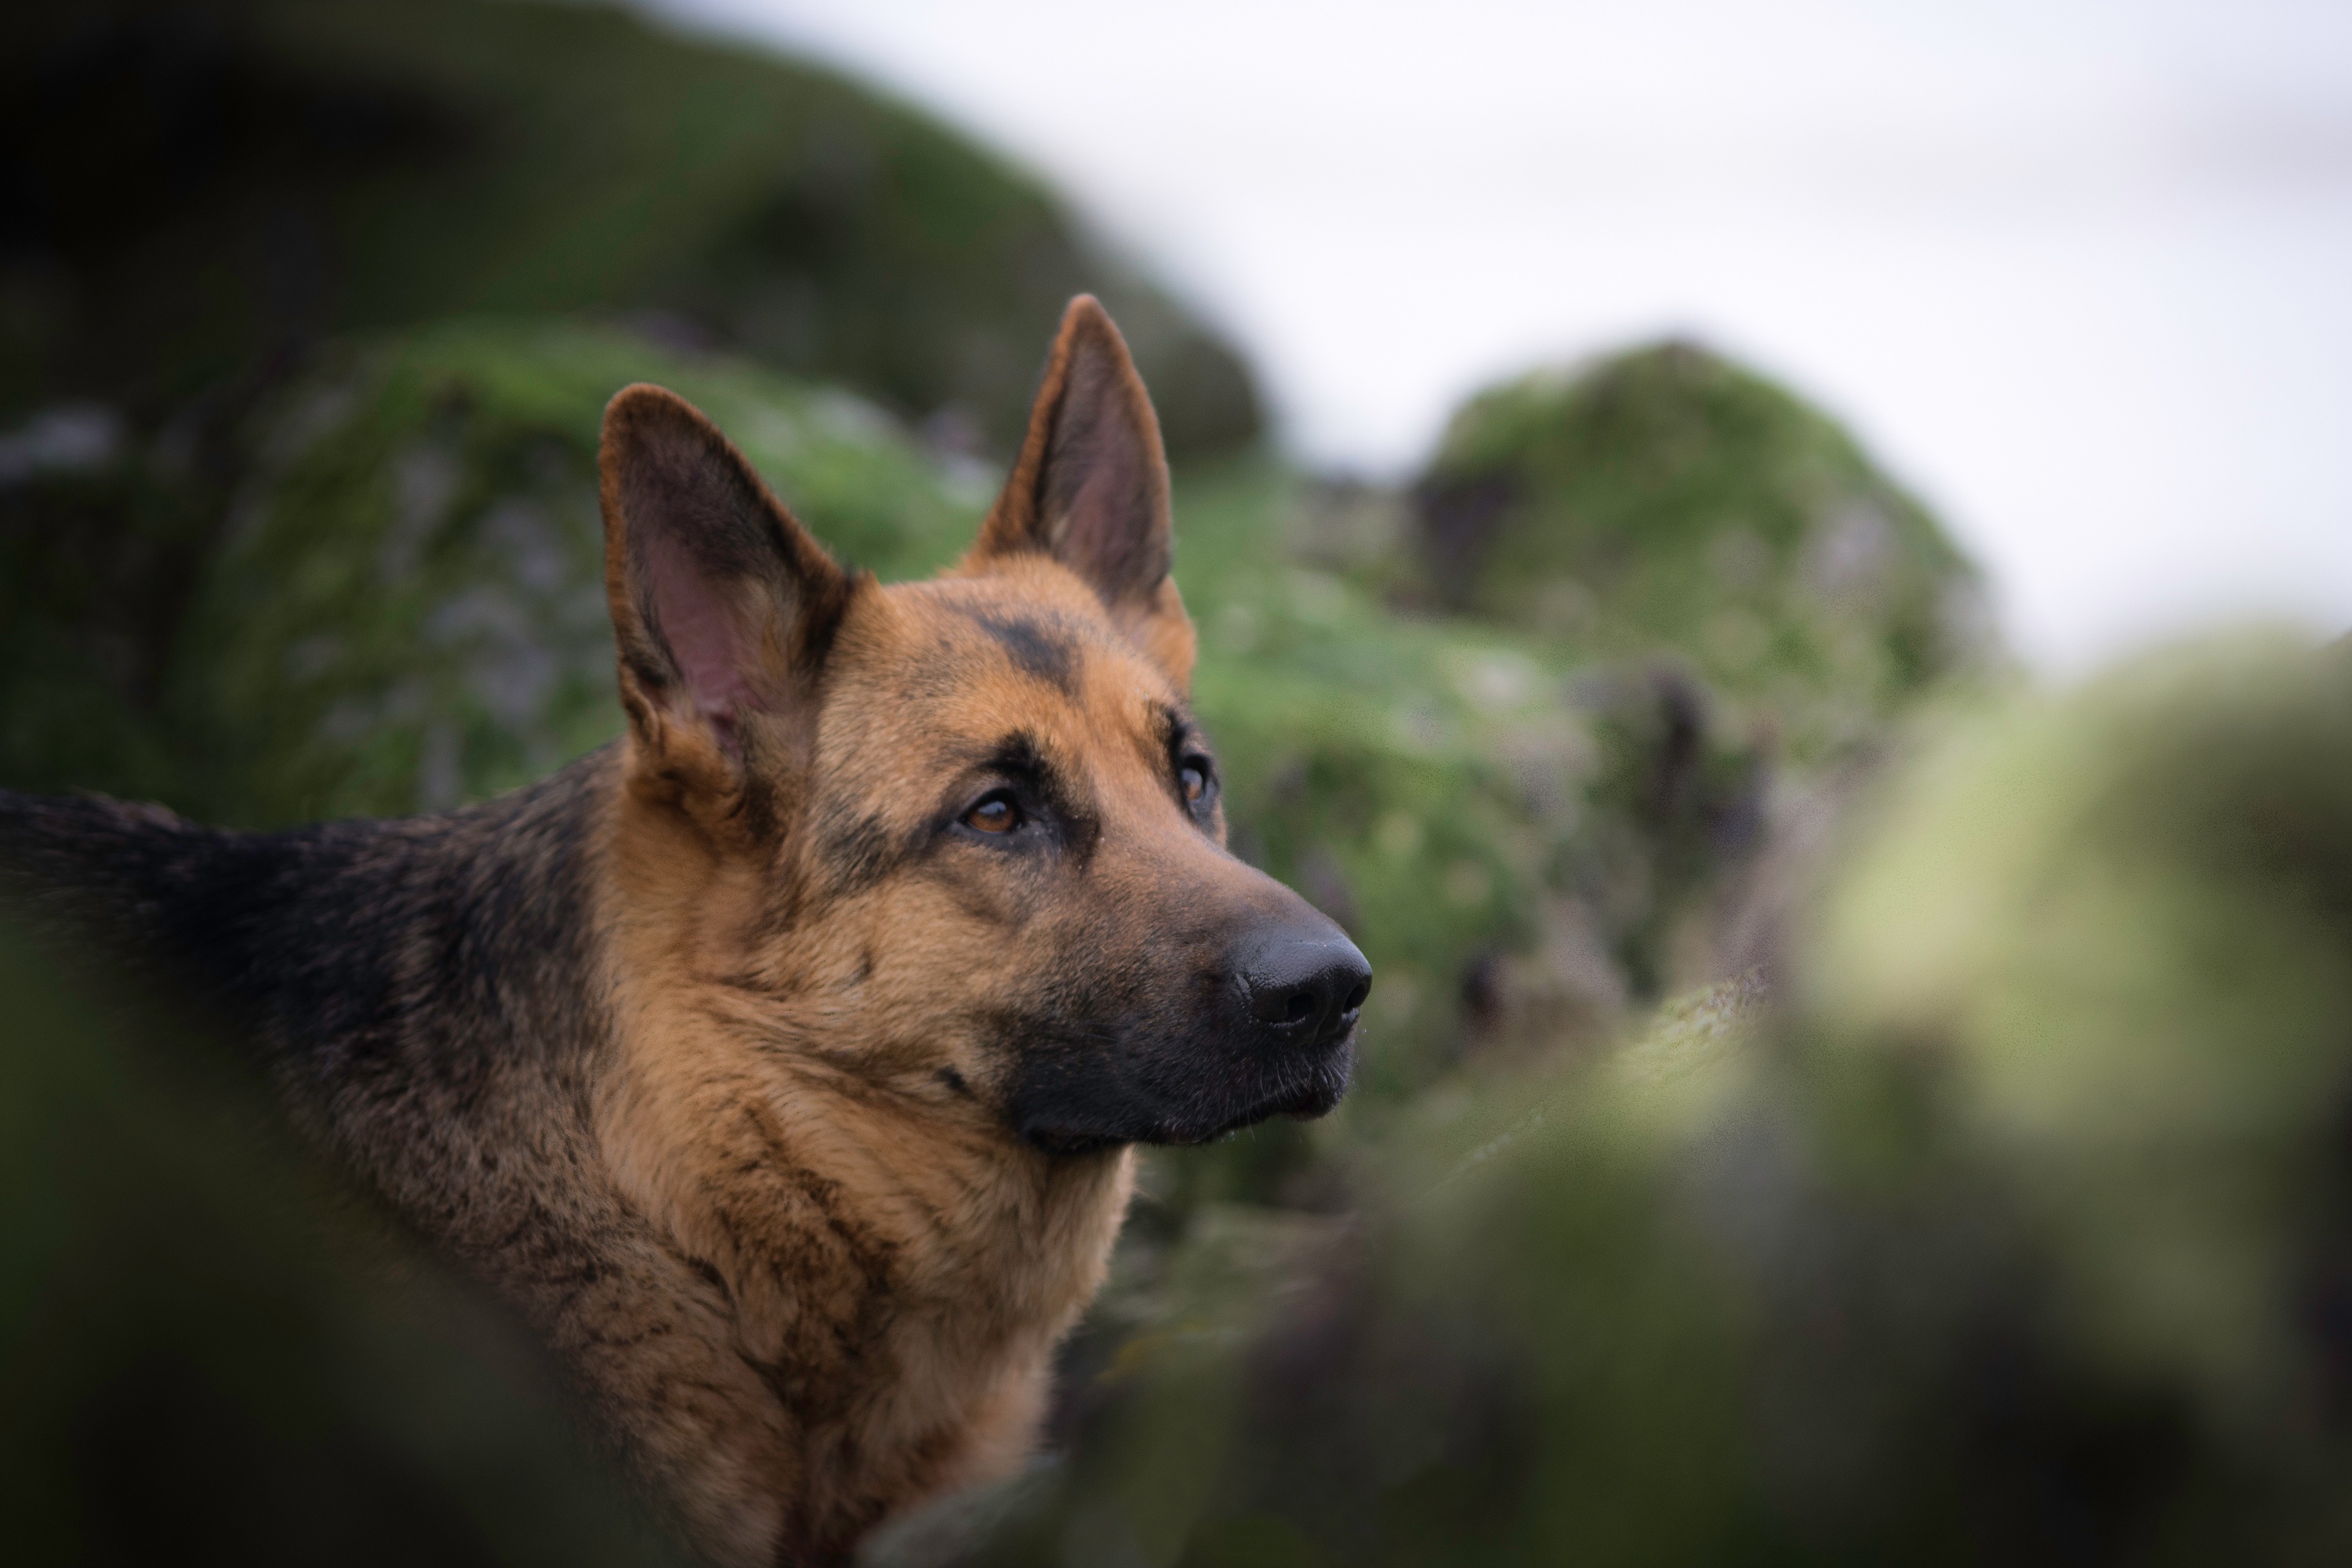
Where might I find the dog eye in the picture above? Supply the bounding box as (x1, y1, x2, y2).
(963, 791, 1022, 834)
(1179, 760, 1210, 804)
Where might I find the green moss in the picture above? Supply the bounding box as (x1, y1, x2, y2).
(3, 0, 1257, 458)
(1806, 631, 2352, 1407)
(1169, 463, 1769, 1095)
(183, 317, 976, 825)
(0, 0, 1262, 819)
(1415, 342, 1992, 762)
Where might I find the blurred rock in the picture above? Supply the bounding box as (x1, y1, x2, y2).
(183, 318, 977, 826)
(1174, 465, 1773, 1105)
(0, 0, 1260, 459)
(881, 632, 2352, 1567)
(0, 392, 240, 805)
(0, 0, 1265, 818)
(1413, 342, 1996, 764)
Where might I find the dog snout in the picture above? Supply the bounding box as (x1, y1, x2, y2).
(1233, 921, 1372, 1047)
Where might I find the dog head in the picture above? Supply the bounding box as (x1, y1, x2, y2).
(597, 297, 1366, 1153)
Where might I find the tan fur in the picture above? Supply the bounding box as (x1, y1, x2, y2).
(589, 719, 1138, 1558)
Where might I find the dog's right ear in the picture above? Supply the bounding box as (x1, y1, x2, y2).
(599, 384, 856, 816)
(964, 296, 1196, 688)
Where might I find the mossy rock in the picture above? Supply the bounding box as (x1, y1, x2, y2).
(1414, 343, 1993, 762)
(182, 318, 980, 826)
(2, 0, 1258, 458)
(1, 0, 1261, 815)
(0, 408, 231, 806)
(1167, 463, 1769, 1108)
(900, 632, 2352, 1566)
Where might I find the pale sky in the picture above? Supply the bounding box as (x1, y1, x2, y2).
(646, 0, 2352, 672)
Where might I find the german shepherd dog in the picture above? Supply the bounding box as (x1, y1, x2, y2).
(0, 299, 1369, 1565)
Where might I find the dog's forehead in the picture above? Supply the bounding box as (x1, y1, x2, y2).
(814, 568, 1178, 790)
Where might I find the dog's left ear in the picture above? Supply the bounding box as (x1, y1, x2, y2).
(966, 295, 1196, 688)
(600, 383, 857, 818)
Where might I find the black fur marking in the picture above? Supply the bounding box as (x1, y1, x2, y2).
(956, 608, 1081, 697)
(623, 648, 673, 692)
(818, 810, 908, 899)
(989, 982, 1351, 1154)
(978, 731, 1050, 788)
(685, 1256, 733, 1303)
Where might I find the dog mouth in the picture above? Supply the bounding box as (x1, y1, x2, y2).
(1020, 1035, 1355, 1156)
(1196, 1062, 1349, 1142)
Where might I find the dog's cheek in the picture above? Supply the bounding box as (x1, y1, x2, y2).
(845, 887, 1060, 1091)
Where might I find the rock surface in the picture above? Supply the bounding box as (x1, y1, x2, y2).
(1414, 342, 1994, 763)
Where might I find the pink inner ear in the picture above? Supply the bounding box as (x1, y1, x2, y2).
(642, 525, 764, 745)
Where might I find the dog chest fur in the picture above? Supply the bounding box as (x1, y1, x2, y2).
(589, 797, 1137, 1558)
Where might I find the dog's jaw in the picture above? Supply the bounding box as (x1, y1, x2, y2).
(1013, 1028, 1357, 1155)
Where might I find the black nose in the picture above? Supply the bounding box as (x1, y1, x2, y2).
(1234, 924, 1373, 1047)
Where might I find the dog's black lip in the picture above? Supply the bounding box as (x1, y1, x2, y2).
(1025, 1130, 1129, 1158)
(1200, 1069, 1345, 1142)
(1022, 1037, 1355, 1156)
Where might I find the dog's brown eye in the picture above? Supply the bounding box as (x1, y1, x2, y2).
(1179, 763, 1208, 804)
(964, 793, 1020, 833)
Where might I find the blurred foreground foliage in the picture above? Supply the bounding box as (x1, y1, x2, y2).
(13, 624, 2347, 1563)
(876, 633, 2352, 1567)
(0, 924, 687, 1565)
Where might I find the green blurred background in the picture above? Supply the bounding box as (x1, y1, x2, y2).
(5, 2, 2348, 1563)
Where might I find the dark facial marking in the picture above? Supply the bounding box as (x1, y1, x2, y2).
(957, 608, 1081, 697)
(817, 810, 909, 899)
(684, 1255, 733, 1303)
